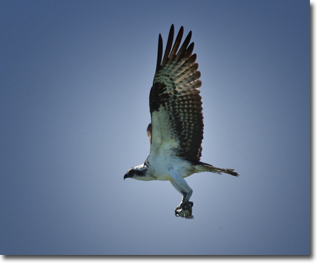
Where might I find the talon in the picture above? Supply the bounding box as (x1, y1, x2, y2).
(182, 201, 193, 210)
(175, 207, 182, 217)
(174, 207, 193, 218)
(175, 204, 181, 215)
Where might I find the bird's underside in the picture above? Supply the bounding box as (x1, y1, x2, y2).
(124, 25, 238, 219)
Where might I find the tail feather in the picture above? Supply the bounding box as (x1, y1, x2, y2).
(195, 161, 239, 177)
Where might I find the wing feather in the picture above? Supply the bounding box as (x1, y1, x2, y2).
(161, 25, 174, 67)
(156, 35, 163, 72)
(149, 25, 203, 161)
(169, 26, 183, 59)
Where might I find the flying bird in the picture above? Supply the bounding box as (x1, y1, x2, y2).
(124, 25, 238, 218)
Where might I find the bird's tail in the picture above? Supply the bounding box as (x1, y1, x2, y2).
(195, 161, 239, 177)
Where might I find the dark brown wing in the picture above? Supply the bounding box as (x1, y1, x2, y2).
(149, 25, 203, 162)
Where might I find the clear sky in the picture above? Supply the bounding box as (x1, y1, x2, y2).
(0, 0, 310, 255)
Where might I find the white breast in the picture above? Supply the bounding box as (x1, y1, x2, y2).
(148, 153, 195, 181)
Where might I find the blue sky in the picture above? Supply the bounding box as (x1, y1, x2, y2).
(0, 0, 310, 255)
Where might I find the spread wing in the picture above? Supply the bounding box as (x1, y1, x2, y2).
(148, 25, 203, 162)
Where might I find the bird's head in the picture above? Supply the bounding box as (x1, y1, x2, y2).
(124, 164, 150, 180)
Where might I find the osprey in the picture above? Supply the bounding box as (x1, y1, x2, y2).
(124, 25, 238, 218)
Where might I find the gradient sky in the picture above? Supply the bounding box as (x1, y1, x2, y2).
(0, 0, 310, 255)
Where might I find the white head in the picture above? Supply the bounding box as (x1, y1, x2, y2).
(124, 163, 151, 181)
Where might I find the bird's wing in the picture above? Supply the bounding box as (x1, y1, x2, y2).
(148, 25, 203, 162)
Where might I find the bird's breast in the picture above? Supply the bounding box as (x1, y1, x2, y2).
(148, 154, 194, 180)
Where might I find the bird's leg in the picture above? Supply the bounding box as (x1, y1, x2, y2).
(174, 193, 193, 218)
(168, 169, 193, 218)
(176, 193, 194, 211)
